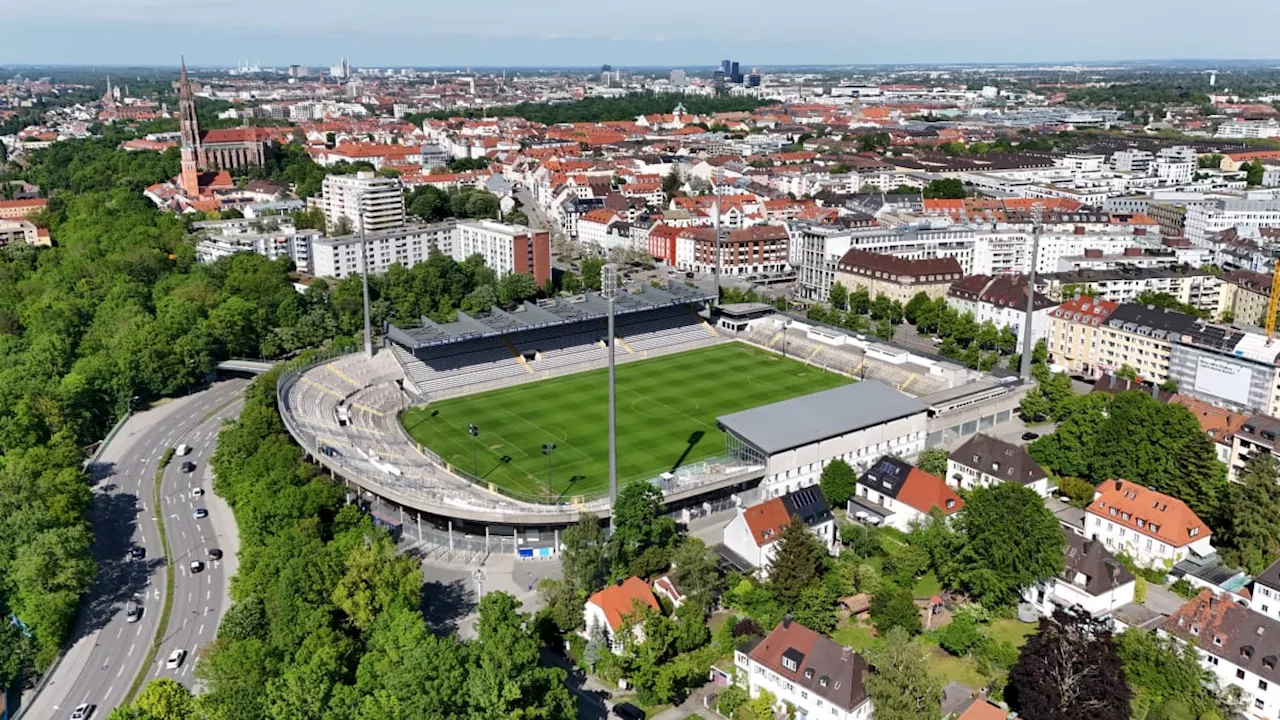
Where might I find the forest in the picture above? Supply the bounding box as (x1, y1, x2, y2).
(418, 92, 776, 125)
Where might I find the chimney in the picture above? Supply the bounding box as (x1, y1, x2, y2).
(782, 614, 792, 628)
(1114, 480, 1123, 492)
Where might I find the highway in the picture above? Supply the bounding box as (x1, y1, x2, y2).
(18, 379, 246, 720)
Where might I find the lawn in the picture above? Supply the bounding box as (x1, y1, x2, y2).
(402, 343, 850, 501)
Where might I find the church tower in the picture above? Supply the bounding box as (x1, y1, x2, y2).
(178, 57, 202, 197)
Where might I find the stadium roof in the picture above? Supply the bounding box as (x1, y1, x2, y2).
(717, 381, 926, 456)
(384, 282, 715, 350)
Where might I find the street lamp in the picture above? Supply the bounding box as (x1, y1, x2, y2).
(542, 443, 557, 495)
(602, 263, 620, 531)
(472, 568, 486, 599)
(1020, 203, 1044, 382)
(468, 423, 479, 478)
(782, 319, 791, 359)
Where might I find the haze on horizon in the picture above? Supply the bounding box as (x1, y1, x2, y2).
(3, 0, 1279, 68)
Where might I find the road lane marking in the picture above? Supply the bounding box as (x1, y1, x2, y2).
(117, 665, 125, 677)
(206, 590, 210, 600)
(128, 642, 136, 656)
(198, 624, 204, 636)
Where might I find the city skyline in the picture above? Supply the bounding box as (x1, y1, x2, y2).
(5, 0, 1279, 67)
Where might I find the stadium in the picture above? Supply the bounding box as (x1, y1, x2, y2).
(278, 281, 1028, 557)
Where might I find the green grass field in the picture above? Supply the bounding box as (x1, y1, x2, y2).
(401, 343, 850, 502)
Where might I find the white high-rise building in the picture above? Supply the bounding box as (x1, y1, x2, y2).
(669, 69, 686, 87)
(310, 223, 454, 279)
(322, 172, 405, 234)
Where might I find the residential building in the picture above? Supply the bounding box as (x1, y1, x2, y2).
(674, 225, 790, 276)
(947, 274, 1058, 348)
(0, 197, 47, 220)
(1168, 324, 1280, 416)
(453, 219, 552, 288)
(1228, 415, 1280, 483)
(1045, 295, 1120, 377)
(583, 577, 661, 652)
(789, 222, 974, 301)
(322, 172, 406, 234)
(718, 382, 929, 497)
(1252, 559, 1280, 624)
(193, 217, 318, 273)
(0, 219, 40, 248)
(1085, 479, 1214, 568)
(646, 223, 681, 264)
(1163, 591, 1280, 719)
(1036, 266, 1228, 317)
(1089, 303, 1201, 384)
(577, 209, 622, 252)
(832, 250, 962, 305)
(1023, 532, 1136, 619)
(722, 487, 837, 576)
(735, 619, 873, 720)
(849, 455, 963, 532)
(310, 223, 454, 279)
(1185, 198, 1280, 244)
(1224, 270, 1272, 326)
(945, 433, 1050, 496)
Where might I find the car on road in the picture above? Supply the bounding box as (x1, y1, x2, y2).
(1021, 431, 1040, 441)
(126, 599, 142, 623)
(191, 487, 204, 497)
(130, 546, 146, 560)
(71, 702, 95, 719)
(193, 507, 208, 519)
(166, 649, 186, 669)
(208, 548, 223, 560)
(176, 444, 191, 456)
(612, 703, 645, 720)
(180, 461, 196, 473)
(190, 560, 204, 573)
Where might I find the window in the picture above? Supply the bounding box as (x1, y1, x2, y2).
(1260, 680, 1268, 691)
(1237, 669, 1246, 680)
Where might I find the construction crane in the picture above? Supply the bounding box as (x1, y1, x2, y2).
(1268, 261, 1280, 341)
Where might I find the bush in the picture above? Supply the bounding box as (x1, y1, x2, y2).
(1170, 578, 1197, 599)
(1134, 575, 1148, 604)
(870, 587, 922, 636)
(973, 638, 1019, 675)
(938, 614, 983, 656)
(1056, 476, 1096, 508)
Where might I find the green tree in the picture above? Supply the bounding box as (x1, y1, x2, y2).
(829, 282, 849, 311)
(468, 592, 577, 720)
(497, 273, 538, 307)
(581, 256, 605, 291)
(669, 537, 723, 605)
(870, 587, 922, 636)
(923, 178, 966, 199)
(1116, 628, 1227, 718)
(135, 678, 196, 720)
(818, 458, 857, 507)
(1220, 454, 1280, 573)
(866, 627, 942, 720)
(607, 482, 678, 579)
(848, 286, 871, 315)
(331, 538, 421, 631)
(903, 291, 932, 326)
(915, 448, 948, 478)
(561, 512, 609, 593)
(768, 517, 829, 609)
(949, 483, 1064, 607)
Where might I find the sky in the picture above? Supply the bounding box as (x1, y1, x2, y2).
(3, 0, 1279, 68)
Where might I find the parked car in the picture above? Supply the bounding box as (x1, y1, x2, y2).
(130, 546, 146, 560)
(1021, 431, 1040, 441)
(612, 703, 645, 720)
(166, 649, 186, 669)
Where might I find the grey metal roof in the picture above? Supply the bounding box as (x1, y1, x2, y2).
(717, 381, 926, 455)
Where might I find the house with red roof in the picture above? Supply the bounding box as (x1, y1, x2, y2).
(850, 456, 962, 532)
(582, 577, 661, 651)
(1086, 479, 1214, 568)
(722, 487, 837, 576)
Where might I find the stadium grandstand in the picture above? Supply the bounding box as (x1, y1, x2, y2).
(385, 283, 720, 399)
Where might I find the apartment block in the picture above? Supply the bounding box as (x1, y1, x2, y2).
(322, 171, 406, 234)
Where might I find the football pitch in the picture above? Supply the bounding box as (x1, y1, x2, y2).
(401, 343, 851, 502)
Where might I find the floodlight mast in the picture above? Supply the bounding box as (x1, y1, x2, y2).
(712, 166, 724, 307)
(602, 263, 620, 531)
(359, 190, 374, 358)
(1020, 203, 1044, 382)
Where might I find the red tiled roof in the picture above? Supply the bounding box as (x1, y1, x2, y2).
(956, 700, 1007, 720)
(1049, 295, 1119, 325)
(897, 468, 963, 516)
(1087, 479, 1210, 548)
(588, 577, 660, 631)
(742, 498, 791, 547)
(0, 198, 47, 210)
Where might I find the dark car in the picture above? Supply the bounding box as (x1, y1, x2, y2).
(130, 546, 146, 560)
(180, 461, 196, 473)
(1021, 431, 1040, 441)
(612, 703, 645, 720)
(208, 548, 223, 560)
